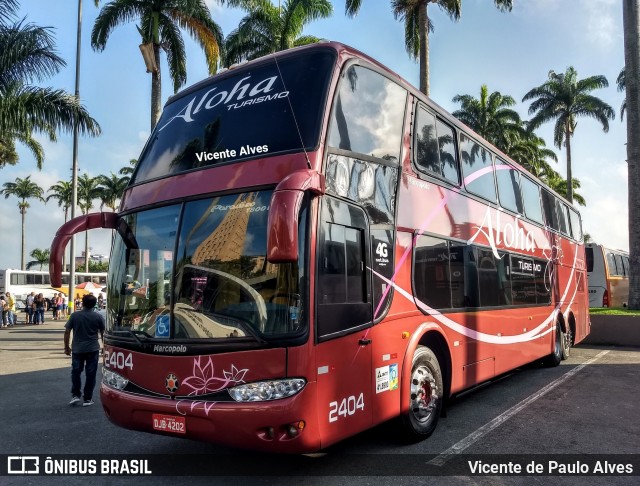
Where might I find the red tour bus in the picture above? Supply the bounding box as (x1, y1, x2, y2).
(50, 41, 589, 453)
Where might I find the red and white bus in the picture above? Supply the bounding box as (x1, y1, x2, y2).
(50, 41, 589, 453)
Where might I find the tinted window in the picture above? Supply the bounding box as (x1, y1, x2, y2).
(414, 235, 451, 309)
(134, 50, 336, 183)
(623, 256, 630, 276)
(615, 254, 625, 277)
(534, 259, 551, 304)
(328, 65, 406, 162)
(437, 119, 459, 183)
(449, 242, 479, 308)
(509, 255, 537, 305)
(521, 177, 543, 224)
(477, 248, 509, 306)
(413, 108, 459, 184)
(606, 253, 618, 276)
(496, 163, 523, 213)
(556, 200, 569, 235)
(460, 134, 496, 201)
(569, 209, 582, 240)
(317, 197, 371, 339)
(586, 247, 594, 273)
(541, 190, 559, 230)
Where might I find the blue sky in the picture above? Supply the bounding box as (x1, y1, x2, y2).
(0, 0, 628, 270)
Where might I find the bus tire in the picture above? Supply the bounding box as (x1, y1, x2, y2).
(400, 346, 443, 440)
(561, 326, 572, 360)
(544, 322, 563, 367)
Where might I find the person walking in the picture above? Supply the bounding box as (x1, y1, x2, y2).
(64, 294, 105, 407)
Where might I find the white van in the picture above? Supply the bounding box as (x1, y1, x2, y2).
(585, 243, 629, 307)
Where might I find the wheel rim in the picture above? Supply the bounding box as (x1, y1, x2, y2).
(563, 328, 572, 355)
(410, 364, 439, 423)
(555, 326, 562, 357)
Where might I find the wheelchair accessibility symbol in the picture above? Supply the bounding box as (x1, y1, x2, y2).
(155, 315, 170, 338)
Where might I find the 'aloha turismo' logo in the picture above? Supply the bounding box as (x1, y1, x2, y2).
(468, 207, 536, 258)
(158, 74, 289, 132)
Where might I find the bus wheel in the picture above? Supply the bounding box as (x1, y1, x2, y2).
(544, 322, 563, 367)
(401, 346, 443, 440)
(562, 326, 572, 360)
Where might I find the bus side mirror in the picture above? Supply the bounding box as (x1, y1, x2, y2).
(267, 170, 325, 263)
(49, 212, 119, 287)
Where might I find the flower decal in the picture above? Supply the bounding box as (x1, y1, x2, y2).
(175, 357, 249, 416)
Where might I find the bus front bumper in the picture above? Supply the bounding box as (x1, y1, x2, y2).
(100, 382, 320, 453)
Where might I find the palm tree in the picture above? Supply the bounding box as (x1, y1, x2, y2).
(46, 180, 73, 270)
(224, 0, 333, 64)
(46, 180, 73, 222)
(623, 0, 640, 309)
(345, 1, 512, 96)
(29, 248, 50, 270)
(91, 0, 224, 130)
(523, 67, 615, 204)
(96, 172, 128, 211)
(618, 68, 627, 120)
(78, 173, 102, 270)
(506, 131, 558, 179)
(118, 158, 137, 185)
(0, 0, 100, 169)
(1, 176, 44, 269)
(452, 85, 525, 153)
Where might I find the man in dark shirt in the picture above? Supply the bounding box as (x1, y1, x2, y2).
(64, 294, 105, 406)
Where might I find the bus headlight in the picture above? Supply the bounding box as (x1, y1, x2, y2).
(102, 367, 129, 391)
(228, 378, 306, 402)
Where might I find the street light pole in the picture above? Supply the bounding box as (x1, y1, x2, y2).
(69, 0, 83, 312)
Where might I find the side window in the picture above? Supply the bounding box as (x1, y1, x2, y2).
(606, 253, 618, 276)
(556, 200, 569, 235)
(414, 109, 459, 185)
(615, 254, 625, 277)
(460, 134, 496, 202)
(509, 255, 537, 305)
(521, 176, 543, 224)
(414, 235, 452, 309)
(496, 162, 523, 214)
(449, 242, 479, 308)
(569, 209, 583, 241)
(317, 197, 371, 339)
(541, 190, 559, 230)
(477, 249, 510, 306)
(437, 119, 460, 183)
(585, 247, 594, 273)
(328, 64, 407, 162)
(623, 256, 630, 277)
(534, 259, 551, 304)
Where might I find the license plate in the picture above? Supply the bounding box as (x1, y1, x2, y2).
(152, 414, 186, 434)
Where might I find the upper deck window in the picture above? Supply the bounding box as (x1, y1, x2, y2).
(328, 64, 406, 162)
(496, 161, 523, 214)
(132, 50, 336, 184)
(460, 134, 496, 202)
(413, 107, 459, 184)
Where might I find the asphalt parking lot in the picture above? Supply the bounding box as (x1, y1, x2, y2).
(1, 319, 639, 484)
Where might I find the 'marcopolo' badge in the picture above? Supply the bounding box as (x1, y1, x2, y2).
(165, 373, 179, 393)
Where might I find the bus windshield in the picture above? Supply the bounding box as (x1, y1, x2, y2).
(132, 49, 336, 184)
(106, 190, 306, 342)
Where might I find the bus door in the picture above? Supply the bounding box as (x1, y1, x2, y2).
(315, 196, 373, 445)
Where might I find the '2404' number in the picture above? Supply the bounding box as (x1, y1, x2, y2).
(104, 350, 133, 370)
(329, 393, 365, 423)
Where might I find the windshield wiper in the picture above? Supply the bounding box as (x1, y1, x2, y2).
(202, 310, 268, 345)
(113, 329, 153, 346)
